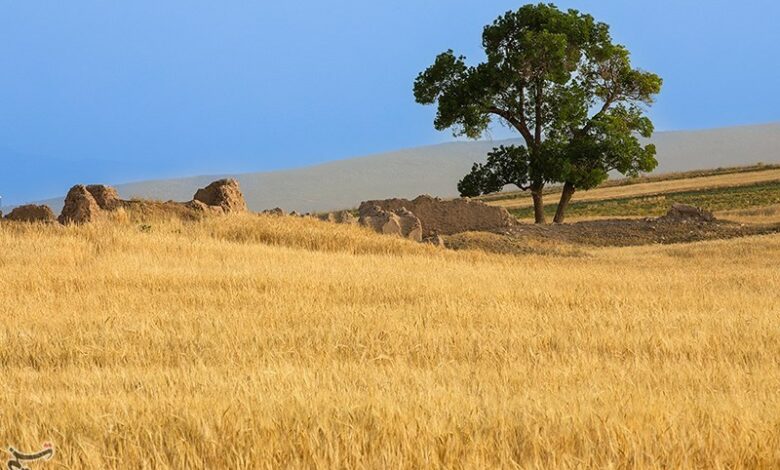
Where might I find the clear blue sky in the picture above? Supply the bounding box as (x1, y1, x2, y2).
(1, 1, 780, 204)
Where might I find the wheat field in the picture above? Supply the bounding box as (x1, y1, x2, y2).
(487, 168, 780, 209)
(1, 214, 779, 468)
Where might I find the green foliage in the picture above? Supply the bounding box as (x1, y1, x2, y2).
(552, 106, 659, 191)
(458, 145, 531, 197)
(457, 164, 486, 198)
(413, 51, 493, 140)
(414, 4, 598, 143)
(414, 2, 662, 220)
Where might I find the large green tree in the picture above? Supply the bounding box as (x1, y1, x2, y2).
(414, 3, 662, 223)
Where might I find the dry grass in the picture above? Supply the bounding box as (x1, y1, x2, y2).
(717, 204, 780, 224)
(1, 214, 779, 468)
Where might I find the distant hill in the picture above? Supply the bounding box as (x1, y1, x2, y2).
(29, 122, 780, 214)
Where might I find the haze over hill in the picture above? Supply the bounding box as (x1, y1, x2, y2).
(22, 122, 780, 214)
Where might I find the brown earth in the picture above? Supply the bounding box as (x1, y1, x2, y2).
(422, 234, 446, 247)
(193, 179, 247, 213)
(4, 204, 57, 223)
(358, 205, 423, 242)
(495, 219, 780, 247)
(657, 203, 715, 223)
(119, 199, 215, 221)
(359, 195, 515, 237)
(59, 185, 103, 225)
(85, 184, 123, 210)
(185, 199, 225, 215)
(319, 211, 357, 225)
(57, 179, 247, 224)
(445, 219, 780, 254)
(442, 203, 780, 252)
(262, 208, 286, 216)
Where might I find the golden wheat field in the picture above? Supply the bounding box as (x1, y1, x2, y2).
(1, 214, 779, 468)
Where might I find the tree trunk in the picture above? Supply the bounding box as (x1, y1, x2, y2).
(553, 182, 576, 224)
(531, 186, 546, 224)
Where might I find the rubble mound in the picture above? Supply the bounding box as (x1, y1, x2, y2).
(85, 185, 122, 210)
(57, 179, 243, 224)
(657, 204, 716, 223)
(193, 179, 247, 213)
(185, 199, 225, 215)
(262, 208, 286, 216)
(319, 210, 357, 224)
(358, 205, 422, 242)
(4, 204, 56, 223)
(59, 185, 103, 225)
(359, 195, 515, 237)
(422, 234, 446, 247)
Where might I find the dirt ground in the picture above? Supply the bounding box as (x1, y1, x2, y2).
(445, 217, 780, 252)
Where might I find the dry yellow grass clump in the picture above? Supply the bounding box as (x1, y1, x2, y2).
(717, 204, 780, 224)
(0, 214, 779, 468)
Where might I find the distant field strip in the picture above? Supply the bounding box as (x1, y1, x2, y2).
(489, 168, 780, 210)
(508, 180, 780, 220)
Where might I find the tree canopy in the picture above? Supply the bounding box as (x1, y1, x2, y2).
(414, 3, 662, 223)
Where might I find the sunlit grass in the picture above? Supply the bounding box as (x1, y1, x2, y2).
(1, 214, 778, 468)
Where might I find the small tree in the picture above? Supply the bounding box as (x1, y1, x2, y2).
(414, 3, 662, 223)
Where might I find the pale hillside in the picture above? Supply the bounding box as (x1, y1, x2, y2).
(33, 122, 780, 214)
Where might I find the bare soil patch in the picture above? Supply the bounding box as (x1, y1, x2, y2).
(491, 218, 780, 248)
(360, 195, 515, 237)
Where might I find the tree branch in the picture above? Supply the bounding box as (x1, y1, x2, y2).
(578, 94, 614, 136)
(487, 106, 534, 146)
(534, 80, 543, 146)
(518, 84, 532, 144)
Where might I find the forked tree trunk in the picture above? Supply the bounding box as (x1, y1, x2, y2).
(553, 182, 576, 224)
(530, 185, 546, 224)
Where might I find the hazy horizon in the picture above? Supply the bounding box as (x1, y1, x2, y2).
(13, 122, 778, 214)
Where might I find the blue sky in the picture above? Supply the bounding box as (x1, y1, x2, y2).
(1, 1, 780, 204)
